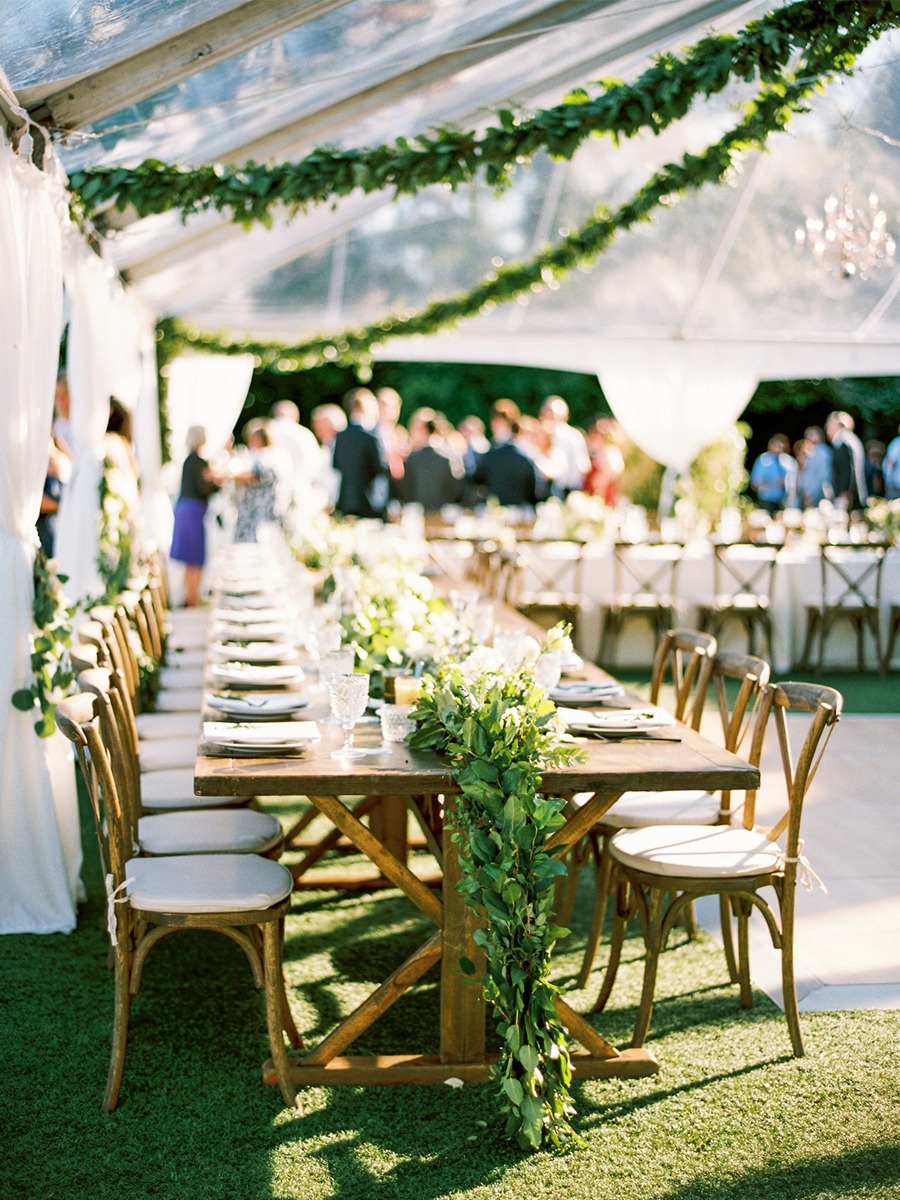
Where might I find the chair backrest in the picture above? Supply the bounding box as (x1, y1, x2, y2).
(612, 541, 682, 602)
(648, 628, 717, 730)
(512, 540, 585, 598)
(743, 681, 843, 868)
(711, 543, 779, 603)
(710, 651, 771, 753)
(818, 543, 886, 609)
(77, 666, 143, 817)
(55, 692, 136, 889)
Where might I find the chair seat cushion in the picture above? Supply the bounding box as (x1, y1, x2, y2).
(140, 768, 245, 810)
(136, 711, 201, 741)
(139, 738, 199, 772)
(164, 648, 207, 668)
(603, 789, 720, 829)
(153, 689, 206, 713)
(125, 853, 292, 913)
(610, 825, 781, 879)
(159, 666, 208, 690)
(137, 809, 282, 856)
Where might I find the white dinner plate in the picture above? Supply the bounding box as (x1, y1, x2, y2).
(549, 680, 624, 704)
(211, 641, 301, 664)
(206, 692, 310, 718)
(202, 720, 320, 750)
(210, 662, 306, 688)
(556, 705, 675, 733)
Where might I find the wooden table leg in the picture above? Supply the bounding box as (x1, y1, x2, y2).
(369, 794, 409, 868)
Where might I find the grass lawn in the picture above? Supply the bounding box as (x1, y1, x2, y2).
(2, 759, 899, 1200)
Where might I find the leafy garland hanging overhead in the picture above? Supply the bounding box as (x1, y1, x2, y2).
(156, 42, 871, 370)
(69, 1, 900, 228)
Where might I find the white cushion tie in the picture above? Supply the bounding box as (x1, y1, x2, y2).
(104, 873, 135, 946)
(776, 839, 827, 893)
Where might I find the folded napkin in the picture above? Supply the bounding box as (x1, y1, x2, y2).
(556, 705, 675, 732)
(549, 680, 624, 703)
(213, 606, 296, 624)
(207, 692, 309, 717)
(211, 641, 301, 664)
(202, 720, 320, 749)
(210, 662, 305, 688)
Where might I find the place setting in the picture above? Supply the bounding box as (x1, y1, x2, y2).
(209, 660, 307, 689)
(210, 640, 302, 664)
(200, 718, 320, 757)
(205, 691, 310, 720)
(555, 704, 680, 742)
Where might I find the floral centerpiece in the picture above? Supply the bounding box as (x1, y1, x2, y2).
(338, 565, 457, 677)
(11, 550, 78, 737)
(408, 623, 585, 1149)
(866, 497, 900, 544)
(533, 491, 613, 542)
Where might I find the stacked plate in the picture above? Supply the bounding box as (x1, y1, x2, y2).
(556, 705, 676, 736)
(548, 680, 624, 705)
(202, 720, 320, 755)
(207, 692, 310, 720)
(210, 661, 306, 689)
(211, 641, 301, 664)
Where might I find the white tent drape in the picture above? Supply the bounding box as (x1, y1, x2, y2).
(598, 345, 757, 472)
(54, 245, 125, 603)
(165, 351, 255, 464)
(130, 304, 173, 553)
(0, 136, 80, 934)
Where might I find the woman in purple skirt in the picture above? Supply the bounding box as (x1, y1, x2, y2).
(170, 426, 221, 606)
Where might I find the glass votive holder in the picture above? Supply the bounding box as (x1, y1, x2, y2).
(393, 676, 423, 706)
(380, 703, 416, 743)
(382, 665, 412, 704)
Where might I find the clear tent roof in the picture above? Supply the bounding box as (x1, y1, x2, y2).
(2, 0, 899, 379)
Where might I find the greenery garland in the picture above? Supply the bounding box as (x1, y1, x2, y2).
(68, 2, 899, 228)
(408, 625, 584, 1150)
(11, 550, 78, 738)
(156, 55, 854, 370)
(97, 456, 133, 603)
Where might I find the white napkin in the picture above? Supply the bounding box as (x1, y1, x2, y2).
(211, 641, 301, 663)
(203, 720, 320, 748)
(207, 692, 309, 717)
(549, 680, 624, 702)
(210, 662, 305, 686)
(556, 705, 675, 732)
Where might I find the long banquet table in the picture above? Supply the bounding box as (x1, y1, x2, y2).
(194, 630, 760, 1091)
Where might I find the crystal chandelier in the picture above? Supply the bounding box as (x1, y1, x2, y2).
(795, 183, 896, 281)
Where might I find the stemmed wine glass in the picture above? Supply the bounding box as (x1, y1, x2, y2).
(319, 647, 355, 717)
(329, 672, 372, 760)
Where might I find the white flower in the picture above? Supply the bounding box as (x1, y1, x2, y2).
(504, 635, 541, 674)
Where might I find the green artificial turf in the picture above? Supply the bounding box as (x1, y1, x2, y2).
(1, 780, 898, 1200)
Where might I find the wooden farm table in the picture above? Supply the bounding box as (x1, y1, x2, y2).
(194, 701, 759, 1089)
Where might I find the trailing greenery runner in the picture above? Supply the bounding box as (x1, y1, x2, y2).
(96, 456, 133, 603)
(408, 627, 585, 1150)
(11, 550, 77, 738)
(69, 2, 899, 228)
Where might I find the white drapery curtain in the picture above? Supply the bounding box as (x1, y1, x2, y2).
(598, 344, 757, 471)
(54, 245, 125, 603)
(127, 301, 173, 553)
(0, 137, 80, 934)
(165, 351, 255, 464)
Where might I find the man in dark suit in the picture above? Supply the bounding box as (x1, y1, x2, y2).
(400, 409, 464, 511)
(332, 388, 388, 518)
(471, 399, 539, 508)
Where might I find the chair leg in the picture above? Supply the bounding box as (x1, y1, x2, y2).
(631, 886, 665, 1048)
(736, 896, 754, 1010)
(262, 922, 298, 1107)
(576, 836, 612, 989)
(719, 894, 739, 984)
(103, 944, 132, 1112)
(590, 875, 631, 1012)
(797, 611, 817, 671)
(778, 886, 805, 1057)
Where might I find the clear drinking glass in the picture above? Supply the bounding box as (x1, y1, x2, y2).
(319, 647, 355, 716)
(329, 673, 371, 759)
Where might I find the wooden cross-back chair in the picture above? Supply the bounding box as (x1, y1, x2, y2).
(797, 542, 887, 674)
(605, 680, 842, 1056)
(504, 539, 587, 638)
(598, 542, 683, 669)
(77, 669, 278, 855)
(696, 543, 779, 658)
(578, 649, 770, 999)
(55, 693, 301, 1112)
